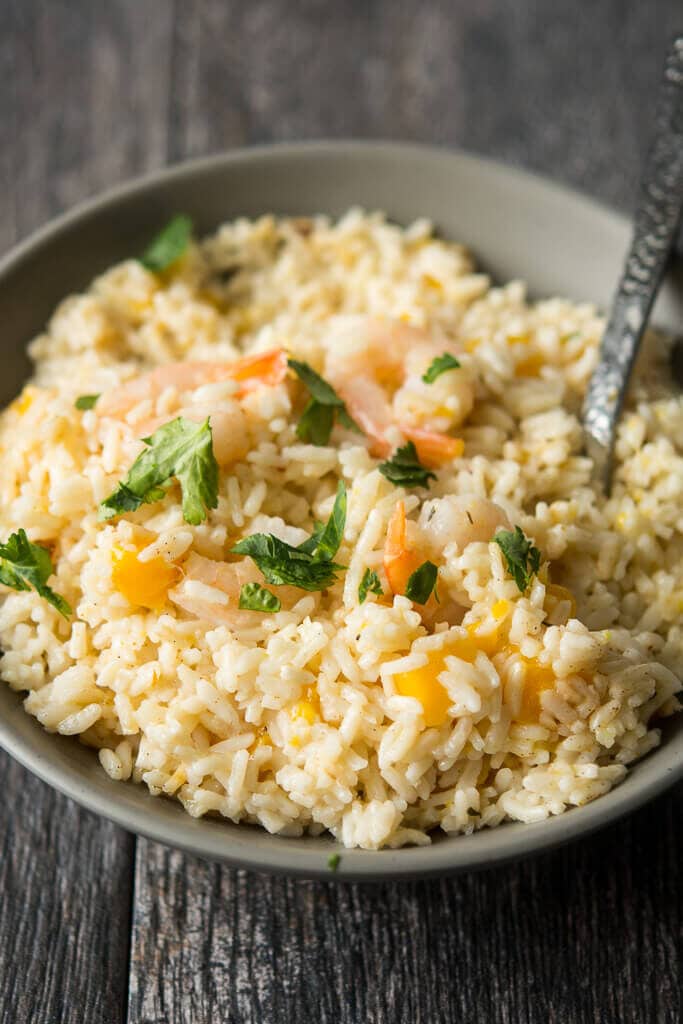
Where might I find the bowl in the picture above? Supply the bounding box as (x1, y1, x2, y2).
(0, 141, 681, 880)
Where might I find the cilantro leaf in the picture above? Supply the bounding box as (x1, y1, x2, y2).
(238, 582, 281, 613)
(231, 483, 347, 592)
(287, 358, 361, 446)
(404, 560, 438, 604)
(0, 529, 71, 617)
(99, 416, 218, 525)
(358, 568, 384, 604)
(74, 394, 100, 410)
(140, 215, 193, 273)
(493, 526, 543, 592)
(422, 353, 461, 383)
(378, 441, 436, 488)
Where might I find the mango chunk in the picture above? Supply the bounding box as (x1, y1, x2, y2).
(111, 543, 180, 611)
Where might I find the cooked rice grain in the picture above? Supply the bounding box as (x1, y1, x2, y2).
(0, 211, 680, 849)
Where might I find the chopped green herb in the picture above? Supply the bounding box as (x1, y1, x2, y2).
(0, 529, 71, 618)
(422, 352, 461, 383)
(493, 526, 542, 593)
(296, 400, 336, 446)
(296, 520, 325, 556)
(232, 483, 347, 592)
(231, 533, 344, 590)
(99, 416, 218, 525)
(358, 568, 384, 604)
(287, 359, 342, 406)
(287, 358, 360, 446)
(378, 441, 436, 489)
(140, 215, 193, 273)
(296, 481, 346, 561)
(405, 560, 439, 604)
(238, 582, 281, 613)
(327, 852, 341, 871)
(74, 394, 100, 411)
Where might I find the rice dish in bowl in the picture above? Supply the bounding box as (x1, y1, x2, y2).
(0, 208, 680, 851)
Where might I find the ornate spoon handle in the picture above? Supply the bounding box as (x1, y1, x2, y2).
(582, 37, 683, 491)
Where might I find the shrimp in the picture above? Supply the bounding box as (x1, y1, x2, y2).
(383, 500, 424, 596)
(141, 400, 251, 467)
(324, 317, 474, 465)
(97, 349, 287, 418)
(383, 500, 465, 627)
(418, 495, 511, 557)
(168, 551, 301, 628)
(97, 349, 287, 466)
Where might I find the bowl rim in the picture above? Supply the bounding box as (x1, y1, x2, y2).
(0, 138, 632, 281)
(0, 139, 681, 881)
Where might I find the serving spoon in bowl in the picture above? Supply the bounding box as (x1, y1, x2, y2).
(582, 36, 683, 492)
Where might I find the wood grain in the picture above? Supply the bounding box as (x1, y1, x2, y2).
(129, 786, 682, 1024)
(0, 2, 171, 1022)
(0, 751, 135, 1024)
(0, 1, 681, 1022)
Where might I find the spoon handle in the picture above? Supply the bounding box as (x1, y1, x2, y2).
(583, 36, 683, 489)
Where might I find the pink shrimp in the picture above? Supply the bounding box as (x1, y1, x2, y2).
(418, 495, 512, 556)
(97, 349, 287, 466)
(168, 552, 300, 628)
(97, 349, 287, 419)
(324, 317, 473, 465)
(383, 500, 423, 597)
(137, 402, 251, 468)
(383, 500, 465, 627)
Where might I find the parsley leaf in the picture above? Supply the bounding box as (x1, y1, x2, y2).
(358, 568, 384, 604)
(231, 534, 345, 590)
(0, 529, 71, 617)
(287, 359, 342, 406)
(378, 441, 436, 488)
(74, 394, 100, 410)
(239, 582, 281, 613)
(493, 526, 542, 592)
(296, 401, 335, 446)
(422, 353, 461, 383)
(404, 560, 438, 604)
(296, 481, 346, 561)
(140, 215, 193, 273)
(296, 520, 325, 556)
(287, 358, 360, 446)
(327, 853, 341, 871)
(99, 416, 218, 525)
(232, 482, 347, 591)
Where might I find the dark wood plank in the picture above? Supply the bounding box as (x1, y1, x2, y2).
(164, 0, 682, 209)
(129, 785, 682, 1024)
(0, 751, 135, 1024)
(0, 1, 175, 1022)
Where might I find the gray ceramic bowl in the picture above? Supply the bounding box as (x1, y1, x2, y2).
(0, 142, 681, 880)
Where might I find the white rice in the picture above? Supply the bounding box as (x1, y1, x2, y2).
(0, 209, 680, 850)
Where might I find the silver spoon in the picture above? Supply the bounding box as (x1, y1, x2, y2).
(582, 36, 683, 492)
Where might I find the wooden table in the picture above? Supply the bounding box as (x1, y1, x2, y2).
(1, 3, 681, 1021)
